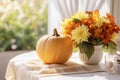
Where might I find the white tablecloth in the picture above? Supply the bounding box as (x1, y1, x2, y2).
(5, 51, 120, 80)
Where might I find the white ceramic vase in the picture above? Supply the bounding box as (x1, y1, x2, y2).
(79, 45, 103, 65)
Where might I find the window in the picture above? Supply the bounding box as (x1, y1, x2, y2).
(0, 0, 48, 51)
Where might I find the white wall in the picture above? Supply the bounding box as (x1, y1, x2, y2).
(111, 0, 120, 25)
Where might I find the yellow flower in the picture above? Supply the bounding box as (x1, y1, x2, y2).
(71, 25, 91, 44)
(95, 16, 109, 27)
(111, 32, 119, 43)
(61, 18, 73, 30)
(73, 12, 89, 20)
(62, 18, 73, 27)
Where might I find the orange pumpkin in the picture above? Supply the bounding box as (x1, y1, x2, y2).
(36, 28, 73, 64)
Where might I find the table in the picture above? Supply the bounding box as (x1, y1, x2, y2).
(5, 51, 120, 80)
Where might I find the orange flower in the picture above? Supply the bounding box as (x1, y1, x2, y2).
(106, 13, 115, 23)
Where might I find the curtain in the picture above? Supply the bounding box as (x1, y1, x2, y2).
(111, 0, 120, 50)
(48, 0, 111, 34)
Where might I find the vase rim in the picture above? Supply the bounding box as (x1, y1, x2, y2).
(94, 45, 102, 48)
(94, 45, 102, 46)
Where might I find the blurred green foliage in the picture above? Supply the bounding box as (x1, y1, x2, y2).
(0, 0, 48, 52)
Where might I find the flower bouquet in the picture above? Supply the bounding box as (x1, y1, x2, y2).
(61, 10, 120, 59)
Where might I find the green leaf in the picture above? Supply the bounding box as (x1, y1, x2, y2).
(79, 42, 94, 59)
(73, 18, 80, 23)
(103, 41, 117, 54)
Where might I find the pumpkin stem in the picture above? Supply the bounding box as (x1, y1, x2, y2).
(53, 28, 60, 36)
